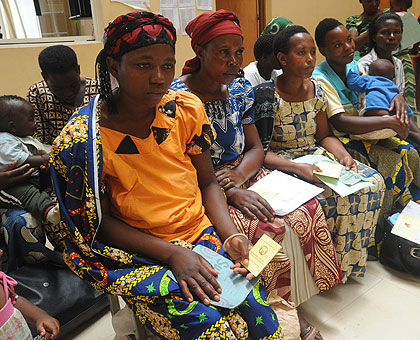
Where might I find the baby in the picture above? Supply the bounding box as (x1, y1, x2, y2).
(347, 59, 412, 140)
(0, 95, 59, 224)
(347, 58, 413, 117)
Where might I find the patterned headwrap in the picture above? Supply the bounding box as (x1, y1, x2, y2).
(96, 11, 176, 114)
(103, 11, 176, 58)
(182, 10, 243, 75)
(263, 16, 293, 35)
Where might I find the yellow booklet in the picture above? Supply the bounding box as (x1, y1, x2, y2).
(244, 234, 282, 276)
(313, 160, 342, 179)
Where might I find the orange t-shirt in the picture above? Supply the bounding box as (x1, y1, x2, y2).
(101, 91, 216, 243)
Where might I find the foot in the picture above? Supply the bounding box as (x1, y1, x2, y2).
(297, 309, 323, 340)
(45, 204, 60, 225)
(300, 324, 323, 340)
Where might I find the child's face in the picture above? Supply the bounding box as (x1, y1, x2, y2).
(12, 102, 36, 137)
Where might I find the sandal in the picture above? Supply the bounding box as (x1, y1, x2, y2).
(300, 324, 323, 340)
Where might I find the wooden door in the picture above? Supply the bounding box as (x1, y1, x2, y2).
(379, 0, 390, 9)
(216, 0, 264, 67)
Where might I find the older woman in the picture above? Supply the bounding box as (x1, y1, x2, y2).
(50, 11, 283, 340)
(171, 10, 343, 340)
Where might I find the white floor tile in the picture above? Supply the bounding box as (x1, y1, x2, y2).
(367, 261, 420, 298)
(317, 279, 420, 340)
(299, 266, 381, 325)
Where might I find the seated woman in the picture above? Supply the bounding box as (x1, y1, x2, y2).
(170, 10, 342, 340)
(359, 12, 420, 148)
(252, 25, 385, 286)
(387, 0, 419, 125)
(49, 11, 283, 340)
(312, 18, 420, 230)
(346, 0, 383, 60)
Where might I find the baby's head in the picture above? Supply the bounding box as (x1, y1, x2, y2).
(368, 59, 395, 80)
(0, 96, 36, 137)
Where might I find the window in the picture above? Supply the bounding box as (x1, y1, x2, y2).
(0, 0, 102, 44)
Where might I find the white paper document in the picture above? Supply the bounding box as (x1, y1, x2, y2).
(159, 7, 180, 32)
(179, 7, 196, 35)
(196, 0, 212, 10)
(391, 201, 420, 245)
(399, 13, 420, 51)
(160, 0, 177, 7)
(293, 155, 373, 197)
(111, 0, 150, 10)
(248, 170, 324, 216)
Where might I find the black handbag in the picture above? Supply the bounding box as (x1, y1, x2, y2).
(8, 262, 109, 339)
(379, 215, 420, 276)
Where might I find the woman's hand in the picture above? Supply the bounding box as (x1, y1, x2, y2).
(168, 247, 222, 305)
(294, 163, 323, 184)
(0, 162, 34, 190)
(386, 115, 410, 139)
(339, 154, 358, 172)
(224, 234, 254, 280)
(390, 94, 409, 126)
(36, 313, 60, 339)
(225, 187, 275, 222)
(215, 168, 245, 191)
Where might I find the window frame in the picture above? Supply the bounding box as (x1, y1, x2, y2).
(0, 0, 103, 46)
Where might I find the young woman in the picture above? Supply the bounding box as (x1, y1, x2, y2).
(313, 18, 420, 230)
(386, 2, 419, 125)
(253, 25, 385, 287)
(346, 0, 383, 60)
(171, 11, 342, 340)
(50, 11, 283, 340)
(359, 13, 420, 148)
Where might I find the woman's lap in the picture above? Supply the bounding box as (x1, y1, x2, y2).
(66, 227, 283, 340)
(315, 160, 384, 281)
(229, 167, 341, 301)
(132, 280, 283, 340)
(342, 137, 420, 223)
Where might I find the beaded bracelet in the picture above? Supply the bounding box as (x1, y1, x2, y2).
(223, 233, 248, 249)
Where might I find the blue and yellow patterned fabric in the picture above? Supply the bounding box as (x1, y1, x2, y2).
(50, 94, 283, 340)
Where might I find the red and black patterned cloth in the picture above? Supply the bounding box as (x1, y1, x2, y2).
(103, 11, 177, 58)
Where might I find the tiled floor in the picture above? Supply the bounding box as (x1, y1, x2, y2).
(65, 261, 420, 340)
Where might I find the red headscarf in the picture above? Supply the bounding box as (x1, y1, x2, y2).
(182, 10, 243, 75)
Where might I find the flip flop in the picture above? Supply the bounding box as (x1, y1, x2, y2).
(300, 324, 323, 340)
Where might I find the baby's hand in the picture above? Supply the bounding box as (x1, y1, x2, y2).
(36, 314, 60, 339)
(41, 154, 50, 167)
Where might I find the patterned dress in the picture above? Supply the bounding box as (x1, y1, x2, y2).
(253, 79, 385, 282)
(50, 93, 283, 340)
(171, 78, 342, 301)
(27, 78, 99, 145)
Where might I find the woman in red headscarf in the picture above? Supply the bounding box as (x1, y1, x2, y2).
(170, 10, 341, 340)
